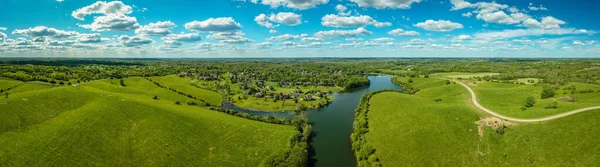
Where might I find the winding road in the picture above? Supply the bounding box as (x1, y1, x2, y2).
(457, 81, 600, 123)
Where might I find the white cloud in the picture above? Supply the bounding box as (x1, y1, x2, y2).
(79, 14, 140, 31)
(450, 35, 472, 42)
(414, 20, 463, 32)
(163, 40, 183, 48)
(371, 37, 394, 42)
(476, 11, 519, 24)
(162, 33, 203, 43)
(335, 4, 351, 16)
(301, 37, 322, 42)
(0, 32, 6, 41)
(474, 28, 593, 40)
(350, 0, 423, 9)
(345, 38, 364, 41)
(528, 4, 548, 11)
(118, 35, 153, 47)
(0, 27, 6, 31)
(259, 0, 329, 10)
(266, 34, 304, 41)
(522, 16, 566, 29)
(387, 28, 420, 37)
(269, 30, 277, 34)
(461, 12, 472, 18)
(314, 27, 372, 38)
(207, 31, 251, 44)
(321, 14, 391, 28)
(573, 40, 597, 46)
(185, 18, 242, 32)
(255, 12, 302, 28)
(72, 1, 133, 20)
(135, 21, 176, 36)
(254, 42, 274, 49)
(77, 33, 110, 43)
(12, 26, 79, 38)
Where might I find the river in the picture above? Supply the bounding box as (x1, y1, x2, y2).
(225, 76, 402, 167)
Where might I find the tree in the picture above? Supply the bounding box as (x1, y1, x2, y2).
(296, 103, 306, 111)
(4, 92, 8, 98)
(120, 79, 126, 86)
(407, 79, 413, 83)
(541, 87, 555, 99)
(545, 101, 558, 109)
(175, 101, 181, 105)
(153, 95, 158, 100)
(523, 96, 536, 108)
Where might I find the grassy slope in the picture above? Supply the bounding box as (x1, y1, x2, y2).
(435, 72, 500, 79)
(472, 82, 600, 118)
(0, 78, 23, 90)
(367, 77, 600, 166)
(229, 82, 338, 112)
(368, 78, 481, 166)
(151, 75, 223, 106)
(0, 79, 295, 166)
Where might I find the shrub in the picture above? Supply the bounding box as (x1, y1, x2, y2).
(153, 95, 158, 100)
(434, 98, 442, 102)
(186, 100, 197, 106)
(523, 96, 536, 108)
(541, 87, 555, 99)
(545, 101, 558, 109)
(174, 101, 181, 105)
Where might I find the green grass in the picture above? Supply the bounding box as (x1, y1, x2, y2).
(150, 75, 223, 106)
(0, 78, 297, 166)
(0, 78, 23, 90)
(366, 77, 600, 166)
(434, 72, 500, 79)
(471, 82, 600, 118)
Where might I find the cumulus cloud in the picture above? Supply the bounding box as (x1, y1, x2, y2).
(118, 35, 153, 47)
(474, 28, 594, 40)
(259, 0, 329, 10)
(350, 0, 423, 9)
(207, 31, 251, 44)
(135, 21, 176, 36)
(12, 26, 79, 38)
(387, 28, 420, 37)
(528, 4, 548, 11)
(163, 40, 183, 48)
(450, 35, 472, 42)
(161, 33, 203, 43)
(269, 30, 277, 34)
(255, 12, 302, 28)
(461, 12, 472, 18)
(321, 14, 391, 28)
(266, 34, 304, 41)
(79, 14, 140, 31)
(253, 42, 274, 49)
(71, 1, 133, 20)
(414, 20, 463, 32)
(314, 27, 372, 38)
(0, 32, 6, 41)
(335, 4, 351, 16)
(185, 18, 242, 32)
(522, 16, 566, 29)
(301, 37, 322, 42)
(0, 27, 6, 31)
(77, 33, 110, 43)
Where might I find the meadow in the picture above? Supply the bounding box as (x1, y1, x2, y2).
(150, 75, 223, 106)
(0, 78, 297, 166)
(364, 77, 600, 166)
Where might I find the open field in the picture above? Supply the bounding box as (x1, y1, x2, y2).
(366, 77, 600, 166)
(0, 78, 296, 166)
(150, 75, 223, 106)
(434, 72, 500, 79)
(470, 81, 600, 118)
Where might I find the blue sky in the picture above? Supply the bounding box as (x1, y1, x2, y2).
(0, 0, 599, 58)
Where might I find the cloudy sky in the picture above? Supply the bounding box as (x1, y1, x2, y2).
(0, 0, 599, 58)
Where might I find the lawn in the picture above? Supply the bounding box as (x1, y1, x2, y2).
(366, 77, 600, 166)
(150, 75, 223, 106)
(471, 81, 600, 118)
(0, 79, 297, 166)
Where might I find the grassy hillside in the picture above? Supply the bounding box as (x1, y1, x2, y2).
(0, 79, 296, 166)
(365, 77, 600, 166)
(150, 75, 223, 106)
(471, 82, 600, 118)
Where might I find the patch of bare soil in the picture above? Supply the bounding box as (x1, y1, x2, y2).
(475, 117, 513, 137)
(22, 98, 28, 101)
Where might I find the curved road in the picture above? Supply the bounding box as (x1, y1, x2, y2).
(457, 81, 600, 123)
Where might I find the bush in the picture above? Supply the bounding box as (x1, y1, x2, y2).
(186, 100, 197, 106)
(541, 87, 555, 99)
(523, 96, 536, 108)
(434, 98, 442, 102)
(545, 101, 558, 109)
(174, 101, 181, 105)
(153, 95, 158, 100)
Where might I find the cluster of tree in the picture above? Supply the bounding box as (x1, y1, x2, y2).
(144, 78, 212, 106)
(352, 89, 410, 167)
(261, 113, 311, 167)
(522, 96, 536, 111)
(391, 77, 420, 94)
(208, 107, 291, 125)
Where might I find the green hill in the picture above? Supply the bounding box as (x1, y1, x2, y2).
(0, 78, 295, 166)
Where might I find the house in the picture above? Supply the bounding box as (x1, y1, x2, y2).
(294, 89, 303, 94)
(295, 82, 303, 85)
(245, 89, 253, 95)
(281, 81, 289, 86)
(282, 93, 290, 99)
(254, 92, 264, 98)
(315, 92, 323, 98)
(303, 95, 313, 101)
(304, 82, 312, 86)
(266, 85, 273, 90)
